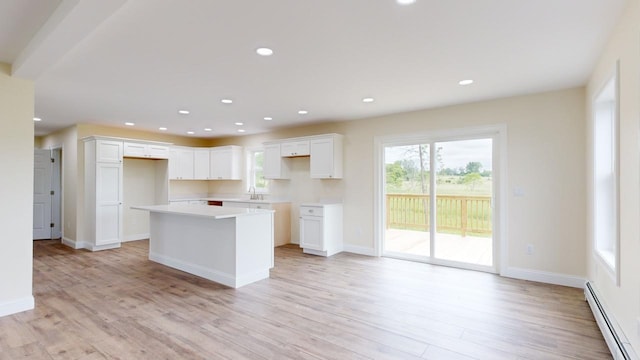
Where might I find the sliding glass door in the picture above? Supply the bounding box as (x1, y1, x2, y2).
(382, 133, 497, 272)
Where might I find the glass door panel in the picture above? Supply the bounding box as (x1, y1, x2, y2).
(433, 138, 493, 266)
(383, 144, 431, 258)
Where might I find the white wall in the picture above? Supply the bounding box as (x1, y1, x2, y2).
(0, 62, 34, 316)
(123, 158, 156, 241)
(586, 0, 640, 352)
(209, 87, 587, 282)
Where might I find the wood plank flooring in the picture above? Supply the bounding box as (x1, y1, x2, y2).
(0, 240, 610, 359)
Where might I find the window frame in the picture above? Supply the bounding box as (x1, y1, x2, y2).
(246, 146, 268, 194)
(592, 61, 620, 286)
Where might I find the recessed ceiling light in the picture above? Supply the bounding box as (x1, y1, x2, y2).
(33, 117, 41, 122)
(159, 127, 167, 131)
(362, 97, 375, 103)
(187, 131, 195, 135)
(298, 110, 308, 115)
(397, 0, 416, 4)
(256, 47, 274, 56)
(178, 109, 190, 115)
(125, 122, 135, 126)
(204, 128, 212, 132)
(234, 122, 244, 126)
(458, 79, 474, 86)
(221, 99, 233, 104)
(237, 129, 246, 133)
(263, 117, 273, 121)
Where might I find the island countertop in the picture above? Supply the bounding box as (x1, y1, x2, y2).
(131, 204, 274, 220)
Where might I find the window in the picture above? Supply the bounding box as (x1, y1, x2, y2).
(247, 148, 268, 193)
(592, 62, 619, 284)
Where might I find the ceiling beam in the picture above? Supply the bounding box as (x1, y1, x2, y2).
(12, 0, 128, 80)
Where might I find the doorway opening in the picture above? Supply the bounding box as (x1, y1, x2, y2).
(376, 126, 504, 273)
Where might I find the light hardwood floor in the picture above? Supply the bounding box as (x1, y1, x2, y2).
(0, 240, 609, 359)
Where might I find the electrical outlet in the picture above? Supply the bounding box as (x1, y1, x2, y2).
(526, 244, 534, 255)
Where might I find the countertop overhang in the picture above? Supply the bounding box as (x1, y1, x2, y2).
(132, 204, 274, 219)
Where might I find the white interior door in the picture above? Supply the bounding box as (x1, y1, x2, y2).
(33, 149, 52, 240)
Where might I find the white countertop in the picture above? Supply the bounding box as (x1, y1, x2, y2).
(131, 204, 274, 219)
(169, 195, 290, 204)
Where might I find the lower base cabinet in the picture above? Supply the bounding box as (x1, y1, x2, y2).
(222, 201, 291, 246)
(299, 203, 343, 257)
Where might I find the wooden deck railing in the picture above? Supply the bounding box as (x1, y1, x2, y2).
(386, 194, 492, 236)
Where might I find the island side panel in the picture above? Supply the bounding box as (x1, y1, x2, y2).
(148, 212, 237, 287)
(235, 213, 274, 287)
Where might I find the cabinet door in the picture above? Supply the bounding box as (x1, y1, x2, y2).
(310, 138, 334, 178)
(96, 163, 122, 245)
(176, 148, 194, 180)
(210, 149, 229, 179)
(281, 141, 310, 157)
(97, 140, 123, 163)
(169, 149, 179, 179)
(194, 149, 210, 180)
(264, 144, 289, 179)
(300, 216, 323, 250)
(147, 145, 169, 159)
(123, 142, 147, 158)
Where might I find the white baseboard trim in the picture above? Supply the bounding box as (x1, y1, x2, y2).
(123, 233, 149, 242)
(342, 244, 376, 256)
(62, 237, 85, 250)
(0, 296, 34, 317)
(88, 243, 121, 251)
(501, 266, 586, 288)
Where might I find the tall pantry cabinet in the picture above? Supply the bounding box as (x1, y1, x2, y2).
(83, 137, 123, 251)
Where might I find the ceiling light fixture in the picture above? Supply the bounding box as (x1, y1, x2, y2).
(33, 117, 42, 122)
(458, 79, 474, 86)
(125, 122, 135, 126)
(237, 129, 246, 133)
(256, 47, 274, 56)
(362, 97, 375, 103)
(178, 109, 190, 115)
(204, 128, 212, 132)
(159, 127, 167, 131)
(234, 122, 244, 126)
(187, 131, 195, 135)
(221, 99, 233, 104)
(298, 110, 308, 115)
(263, 117, 273, 121)
(397, 0, 416, 5)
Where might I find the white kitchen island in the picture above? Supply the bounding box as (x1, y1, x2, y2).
(131, 204, 274, 288)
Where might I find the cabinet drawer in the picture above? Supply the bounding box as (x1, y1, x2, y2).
(300, 206, 323, 217)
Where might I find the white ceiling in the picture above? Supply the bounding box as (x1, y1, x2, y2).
(2, 0, 627, 137)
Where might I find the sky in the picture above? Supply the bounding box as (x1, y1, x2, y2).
(385, 138, 493, 172)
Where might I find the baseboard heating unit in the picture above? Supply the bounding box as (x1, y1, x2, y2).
(585, 281, 638, 360)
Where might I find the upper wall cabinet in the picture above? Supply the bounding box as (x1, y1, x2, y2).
(310, 134, 343, 179)
(264, 143, 290, 179)
(96, 140, 124, 163)
(169, 145, 243, 181)
(123, 141, 169, 159)
(210, 146, 243, 180)
(263, 133, 343, 179)
(280, 140, 310, 157)
(169, 147, 195, 180)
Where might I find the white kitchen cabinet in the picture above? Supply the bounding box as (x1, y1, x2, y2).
(123, 141, 169, 159)
(280, 140, 310, 157)
(83, 137, 124, 251)
(169, 147, 194, 180)
(310, 134, 343, 179)
(299, 203, 343, 257)
(263, 143, 290, 179)
(222, 200, 291, 247)
(210, 146, 242, 180)
(193, 149, 210, 180)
